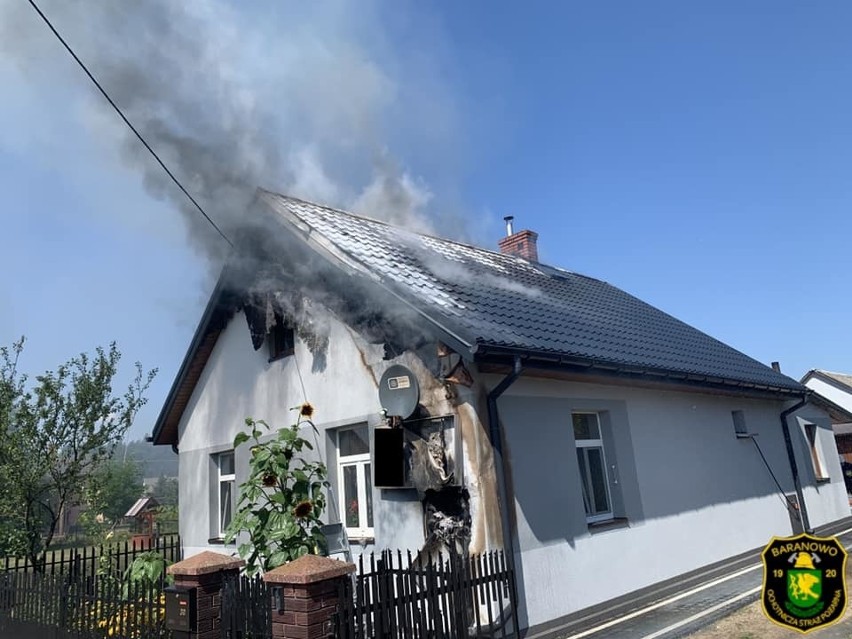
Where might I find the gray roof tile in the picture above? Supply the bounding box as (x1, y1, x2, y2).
(261, 191, 803, 394)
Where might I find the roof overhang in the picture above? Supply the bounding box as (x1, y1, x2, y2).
(473, 343, 806, 400)
(801, 369, 852, 395)
(808, 390, 852, 425)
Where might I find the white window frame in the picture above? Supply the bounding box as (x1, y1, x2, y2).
(216, 451, 236, 538)
(337, 427, 374, 539)
(573, 412, 614, 524)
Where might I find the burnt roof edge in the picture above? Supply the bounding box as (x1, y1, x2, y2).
(151, 198, 481, 446)
(257, 193, 476, 356)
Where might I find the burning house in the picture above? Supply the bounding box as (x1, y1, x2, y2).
(152, 190, 850, 633)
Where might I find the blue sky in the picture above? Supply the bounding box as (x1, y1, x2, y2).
(2, 1, 851, 440)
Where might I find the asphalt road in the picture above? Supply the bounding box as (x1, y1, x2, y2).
(546, 523, 852, 639)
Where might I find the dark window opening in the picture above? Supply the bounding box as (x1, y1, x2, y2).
(804, 423, 829, 481)
(268, 313, 295, 362)
(732, 410, 750, 437)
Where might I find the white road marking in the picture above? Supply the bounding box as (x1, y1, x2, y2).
(559, 565, 762, 639)
(558, 526, 852, 639)
(638, 587, 761, 639)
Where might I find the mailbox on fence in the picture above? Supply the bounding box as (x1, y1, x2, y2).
(164, 584, 197, 636)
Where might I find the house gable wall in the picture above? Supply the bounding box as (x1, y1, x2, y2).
(176, 305, 506, 560)
(176, 308, 425, 556)
(805, 376, 852, 414)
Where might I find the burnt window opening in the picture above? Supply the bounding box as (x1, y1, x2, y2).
(267, 313, 295, 362)
(379, 415, 459, 493)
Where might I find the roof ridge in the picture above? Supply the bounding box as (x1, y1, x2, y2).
(816, 369, 852, 377)
(258, 188, 596, 279)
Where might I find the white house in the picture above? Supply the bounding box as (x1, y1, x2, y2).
(802, 370, 852, 465)
(153, 191, 851, 633)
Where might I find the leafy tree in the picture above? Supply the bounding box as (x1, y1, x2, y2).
(224, 407, 328, 575)
(0, 338, 155, 569)
(86, 458, 146, 526)
(149, 475, 179, 507)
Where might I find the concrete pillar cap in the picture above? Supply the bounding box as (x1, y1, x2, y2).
(166, 550, 245, 576)
(263, 555, 356, 584)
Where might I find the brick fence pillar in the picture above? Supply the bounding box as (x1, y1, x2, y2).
(264, 555, 356, 639)
(166, 550, 245, 639)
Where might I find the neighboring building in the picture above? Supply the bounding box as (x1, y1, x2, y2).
(153, 191, 850, 633)
(802, 370, 852, 464)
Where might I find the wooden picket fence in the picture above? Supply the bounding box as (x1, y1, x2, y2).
(221, 573, 272, 639)
(2, 535, 181, 579)
(0, 571, 168, 639)
(334, 549, 520, 639)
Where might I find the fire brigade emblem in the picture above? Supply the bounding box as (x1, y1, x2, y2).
(761, 533, 847, 633)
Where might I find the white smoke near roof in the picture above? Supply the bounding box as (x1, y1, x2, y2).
(0, 0, 462, 265)
(353, 153, 435, 235)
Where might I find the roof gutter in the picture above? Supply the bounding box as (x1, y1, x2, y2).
(486, 355, 523, 624)
(472, 344, 805, 399)
(780, 393, 811, 533)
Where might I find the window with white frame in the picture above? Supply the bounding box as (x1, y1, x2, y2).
(216, 451, 236, 537)
(337, 425, 374, 539)
(573, 412, 613, 523)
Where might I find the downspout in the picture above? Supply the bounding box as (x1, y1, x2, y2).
(486, 356, 523, 603)
(780, 393, 811, 533)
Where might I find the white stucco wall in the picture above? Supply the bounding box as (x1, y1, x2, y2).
(177, 309, 425, 557)
(493, 376, 850, 628)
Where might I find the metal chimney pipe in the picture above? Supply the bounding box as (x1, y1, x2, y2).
(503, 216, 514, 237)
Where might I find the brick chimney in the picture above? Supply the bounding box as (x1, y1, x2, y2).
(498, 215, 539, 262)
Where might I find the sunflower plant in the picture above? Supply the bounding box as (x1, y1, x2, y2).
(224, 406, 329, 575)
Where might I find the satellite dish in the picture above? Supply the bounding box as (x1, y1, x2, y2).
(378, 364, 420, 419)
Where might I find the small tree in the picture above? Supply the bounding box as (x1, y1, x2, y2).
(224, 407, 328, 575)
(0, 338, 155, 568)
(86, 458, 146, 526)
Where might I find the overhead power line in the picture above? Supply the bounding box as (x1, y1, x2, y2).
(27, 0, 234, 249)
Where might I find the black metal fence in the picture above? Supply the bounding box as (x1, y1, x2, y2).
(221, 573, 272, 639)
(335, 550, 520, 639)
(2, 535, 182, 578)
(0, 571, 168, 639)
